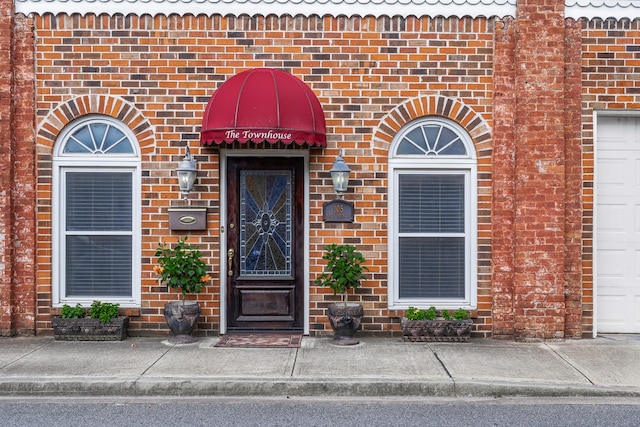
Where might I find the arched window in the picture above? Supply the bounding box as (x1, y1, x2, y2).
(388, 117, 477, 309)
(53, 115, 141, 306)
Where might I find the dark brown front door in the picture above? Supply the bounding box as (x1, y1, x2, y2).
(226, 157, 304, 332)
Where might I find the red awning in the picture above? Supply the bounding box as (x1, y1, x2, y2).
(200, 68, 326, 147)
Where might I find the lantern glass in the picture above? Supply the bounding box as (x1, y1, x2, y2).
(331, 171, 349, 194)
(329, 151, 351, 198)
(176, 147, 197, 197)
(177, 169, 197, 194)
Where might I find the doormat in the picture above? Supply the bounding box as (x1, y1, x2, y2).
(214, 334, 302, 348)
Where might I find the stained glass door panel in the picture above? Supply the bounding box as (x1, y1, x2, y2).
(226, 157, 304, 332)
(240, 170, 292, 277)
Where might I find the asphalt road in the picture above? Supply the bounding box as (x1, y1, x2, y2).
(2, 396, 640, 427)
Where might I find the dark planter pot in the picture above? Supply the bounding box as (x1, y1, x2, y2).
(327, 303, 363, 346)
(164, 301, 201, 344)
(52, 316, 129, 341)
(401, 318, 473, 342)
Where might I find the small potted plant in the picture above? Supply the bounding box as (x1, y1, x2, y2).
(315, 244, 368, 345)
(401, 306, 472, 342)
(52, 301, 129, 341)
(155, 236, 210, 344)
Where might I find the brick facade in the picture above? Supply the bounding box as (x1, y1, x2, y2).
(509, 0, 574, 340)
(29, 14, 498, 337)
(0, 0, 15, 336)
(0, 0, 36, 337)
(0, 0, 639, 339)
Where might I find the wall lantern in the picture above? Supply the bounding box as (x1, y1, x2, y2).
(323, 149, 354, 223)
(329, 149, 351, 199)
(169, 146, 207, 231)
(176, 146, 197, 198)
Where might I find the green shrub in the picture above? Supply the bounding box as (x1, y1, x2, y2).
(406, 306, 468, 321)
(453, 308, 470, 320)
(405, 306, 437, 320)
(89, 301, 120, 323)
(315, 244, 368, 305)
(60, 303, 86, 319)
(425, 306, 437, 320)
(155, 236, 210, 298)
(405, 306, 426, 320)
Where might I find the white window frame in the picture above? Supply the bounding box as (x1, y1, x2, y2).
(388, 117, 478, 310)
(52, 115, 141, 307)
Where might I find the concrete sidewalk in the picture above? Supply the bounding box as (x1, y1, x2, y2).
(1, 335, 639, 398)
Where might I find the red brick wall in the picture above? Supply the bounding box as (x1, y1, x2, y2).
(490, 5, 640, 340)
(0, 0, 15, 336)
(489, 0, 583, 341)
(32, 14, 497, 337)
(12, 14, 37, 336)
(492, 16, 517, 338)
(12, 4, 634, 339)
(563, 18, 584, 339)
(513, 0, 568, 341)
(0, 2, 36, 336)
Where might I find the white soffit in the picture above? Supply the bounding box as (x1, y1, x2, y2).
(15, 0, 516, 18)
(14, 0, 640, 22)
(566, 1, 640, 20)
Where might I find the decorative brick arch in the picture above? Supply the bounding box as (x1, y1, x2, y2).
(375, 94, 494, 333)
(372, 94, 492, 157)
(35, 95, 154, 331)
(36, 95, 154, 152)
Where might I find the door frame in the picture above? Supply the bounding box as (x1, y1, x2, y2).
(219, 150, 310, 334)
(593, 110, 640, 336)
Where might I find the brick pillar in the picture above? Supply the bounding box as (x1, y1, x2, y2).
(0, 3, 36, 336)
(563, 19, 584, 339)
(492, 16, 517, 338)
(0, 0, 16, 336)
(512, 0, 568, 340)
(12, 14, 36, 336)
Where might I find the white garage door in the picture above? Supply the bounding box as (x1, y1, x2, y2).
(597, 115, 640, 333)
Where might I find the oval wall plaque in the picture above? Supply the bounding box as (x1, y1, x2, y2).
(179, 215, 198, 225)
(168, 208, 207, 230)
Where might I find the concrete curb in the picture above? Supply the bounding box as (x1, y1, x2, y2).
(2, 378, 640, 398)
(452, 381, 640, 398)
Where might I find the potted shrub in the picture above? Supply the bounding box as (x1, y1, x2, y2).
(401, 306, 472, 342)
(315, 244, 368, 345)
(155, 236, 210, 344)
(52, 301, 129, 341)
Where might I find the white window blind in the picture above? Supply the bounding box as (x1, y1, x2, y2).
(66, 172, 132, 231)
(398, 174, 465, 299)
(398, 174, 464, 233)
(66, 235, 132, 297)
(65, 172, 133, 298)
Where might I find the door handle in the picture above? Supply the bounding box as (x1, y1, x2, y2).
(227, 249, 234, 277)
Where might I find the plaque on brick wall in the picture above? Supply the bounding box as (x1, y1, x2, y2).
(323, 200, 354, 223)
(168, 207, 207, 230)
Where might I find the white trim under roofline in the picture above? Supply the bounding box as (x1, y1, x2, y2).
(15, 0, 640, 20)
(566, 0, 640, 20)
(16, 0, 516, 18)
